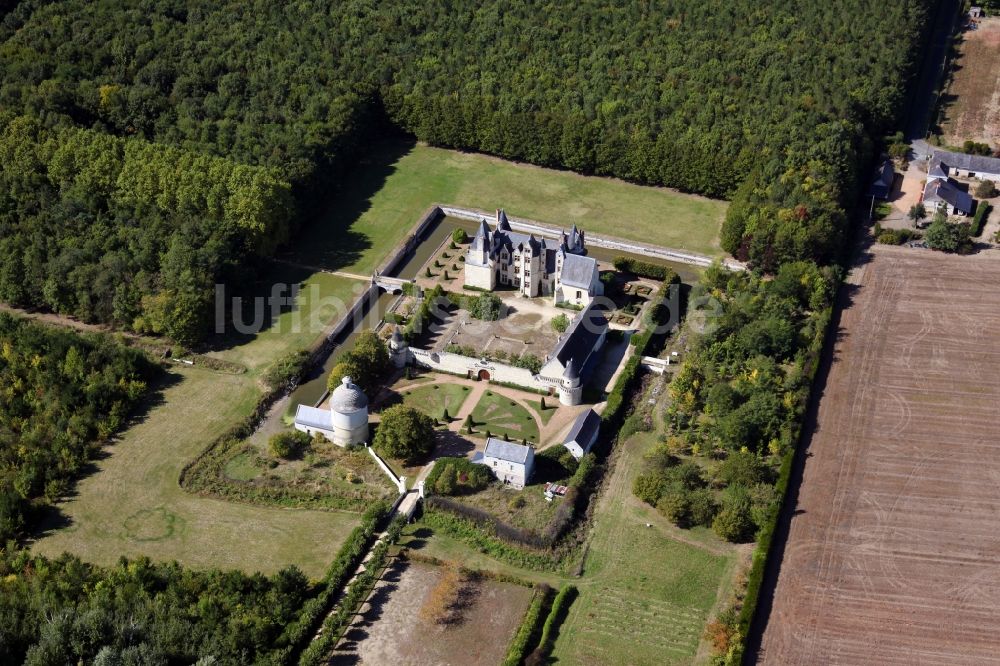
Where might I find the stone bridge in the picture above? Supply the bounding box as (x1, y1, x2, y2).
(372, 273, 414, 294)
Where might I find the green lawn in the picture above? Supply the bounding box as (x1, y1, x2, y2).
(291, 140, 728, 275)
(471, 391, 540, 443)
(210, 270, 363, 372)
(530, 399, 557, 426)
(32, 365, 360, 579)
(550, 431, 738, 665)
(400, 383, 472, 421)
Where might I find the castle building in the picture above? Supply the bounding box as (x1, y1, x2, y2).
(293, 376, 369, 446)
(539, 301, 609, 405)
(464, 209, 603, 306)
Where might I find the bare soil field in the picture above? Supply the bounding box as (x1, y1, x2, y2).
(939, 18, 1000, 146)
(756, 243, 1000, 664)
(332, 559, 533, 665)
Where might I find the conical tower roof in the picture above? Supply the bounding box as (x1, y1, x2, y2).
(497, 209, 512, 231)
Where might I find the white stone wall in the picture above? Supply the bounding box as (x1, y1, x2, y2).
(366, 446, 406, 494)
(410, 348, 553, 393)
(464, 262, 494, 290)
(556, 282, 592, 307)
(295, 423, 335, 441)
(439, 204, 745, 271)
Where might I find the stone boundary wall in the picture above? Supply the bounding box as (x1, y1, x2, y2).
(366, 445, 406, 494)
(378, 205, 443, 276)
(410, 347, 551, 392)
(438, 204, 744, 271)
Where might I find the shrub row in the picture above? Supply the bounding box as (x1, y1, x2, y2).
(728, 305, 834, 663)
(298, 515, 407, 665)
(403, 284, 446, 342)
(276, 501, 391, 662)
(527, 585, 578, 664)
(612, 257, 680, 283)
(421, 507, 563, 571)
(971, 202, 993, 237)
(502, 585, 555, 666)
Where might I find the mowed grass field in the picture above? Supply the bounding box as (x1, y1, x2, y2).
(471, 390, 541, 443)
(32, 365, 359, 578)
(211, 270, 364, 371)
(292, 140, 728, 275)
(551, 431, 740, 665)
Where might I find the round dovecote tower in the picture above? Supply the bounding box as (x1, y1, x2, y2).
(558, 358, 583, 406)
(330, 376, 369, 446)
(389, 327, 409, 368)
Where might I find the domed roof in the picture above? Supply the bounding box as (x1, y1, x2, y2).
(331, 376, 368, 413)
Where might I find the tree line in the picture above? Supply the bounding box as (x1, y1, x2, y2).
(0, 312, 159, 544)
(0, 114, 293, 343)
(0, 548, 313, 665)
(0, 0, 934, 302)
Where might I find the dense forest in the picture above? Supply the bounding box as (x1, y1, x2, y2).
(0, 0, 932, 340)
(0, 549, 311, 665)
(0, 313, 158, 544)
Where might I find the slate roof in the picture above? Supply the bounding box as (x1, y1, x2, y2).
(485, 438, 532, 464)
(868, 160, 894, 199)
(923, 178, 975, 214)
(494, 228, 541, 255)
(551, 302, 608, 369)
(930, 150, 1000, 177)
(497, 209, 512, 230)
(295, 404, 332, 430)
(559, 253, 598, 289)
(564, 409, 601, 448)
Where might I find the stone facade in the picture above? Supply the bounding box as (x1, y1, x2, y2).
(465, 209, 602, 305)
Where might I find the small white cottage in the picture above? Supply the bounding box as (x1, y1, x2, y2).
(562, 409, 601, 460)
(480, 438, 535, 489)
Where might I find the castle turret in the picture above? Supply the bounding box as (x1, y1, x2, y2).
(329, 376, 369, 446)
(558, 357, 583, 406)
(496, 208, 512, 231)
(389, 327, 409, 368)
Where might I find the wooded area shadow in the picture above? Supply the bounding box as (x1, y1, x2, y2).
(203, 138, 415, 353)
(26, 368, 181, 542)
(285, 137, 416, 271)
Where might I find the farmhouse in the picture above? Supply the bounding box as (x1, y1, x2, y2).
(923, 178, 976, 216)
(868, 160, 895, 200)
(465, 209, 603, 306)
(929, 150, 1000, 183)
(293, 376, 369, 446)
(478, 437, 535, 489)
(562, 408, 601, 460)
